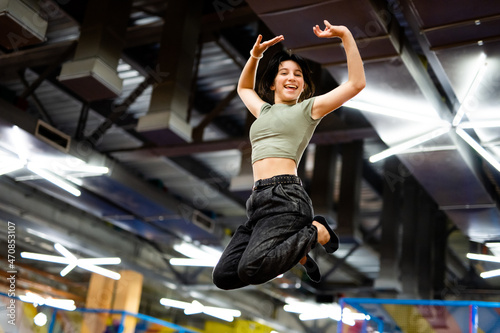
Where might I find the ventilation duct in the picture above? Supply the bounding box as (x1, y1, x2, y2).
(0, 0, 48, 50)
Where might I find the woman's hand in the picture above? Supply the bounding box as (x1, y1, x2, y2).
(313, 20, 348, 39)
(251, 34, 284, 58)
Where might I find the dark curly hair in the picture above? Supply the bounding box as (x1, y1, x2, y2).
(257, 50, 315, 104)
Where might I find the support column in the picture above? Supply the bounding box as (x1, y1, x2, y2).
(81, 273, 116, 333)
(112, 270, 144, 333)
(136, 0, 203, 144)
(230, 109, 255, 192)
(336, 140, 363, 242)
(400, 176, 420, 298)
(310, 144, 338, 219)
(58, 0, 132, 101)
(374, 157, 403, 294)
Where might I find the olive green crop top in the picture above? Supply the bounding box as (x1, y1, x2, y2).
(249, 97, 321, 165)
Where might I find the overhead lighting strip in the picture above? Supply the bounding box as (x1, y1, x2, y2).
(359, 53, 499, 173)
(160, 298, 241, 322)
(20, 243, 121, 280)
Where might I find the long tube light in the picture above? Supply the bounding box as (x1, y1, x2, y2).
(170, 242, 222, 267)
(27, 163, 81, 196)
(369, 126, 450, 163)
(466, 253, 500, 279)
(344, 100, 443, 123)
(480, 269, 500, 279)
(160, 298, 241, 322)
(20, 292, 76, 311)
(456, 128, 500, 172)
(0, 158, 25, 175)
(169, 258, 219, 267)
(458, 120, 500, 129)
(452, 53, 488, 126)
(21, 243, 121, 280)
(466, 253, 500, 263)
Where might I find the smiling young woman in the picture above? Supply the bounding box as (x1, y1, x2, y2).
(213, 20, 366, 289)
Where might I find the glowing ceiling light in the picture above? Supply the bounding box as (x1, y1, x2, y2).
(466, 253, 500, 263)
(34, 313, 48, 326)
(458, 120, 500, 129)
(344, 100, 441, 123)
(0, 158, 25, 175)
(170, 242, 222, 267)
(480, 269, 500, 279)
(369, 126, 451, 163)
(160, 298, 241, 322)
(27, 163, 81, 196)
(456, 128, 500, 172)
(20, 292, 76, 311)
(452, 53, 488, 126)
(20, 243, 121, 280)
(169, 258, 219, 267)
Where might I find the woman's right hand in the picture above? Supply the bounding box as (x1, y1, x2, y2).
(251, 34, 284, 58)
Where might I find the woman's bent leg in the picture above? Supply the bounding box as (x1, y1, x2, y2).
(237, 183, 317, 285)
(212, 224, 252, 290)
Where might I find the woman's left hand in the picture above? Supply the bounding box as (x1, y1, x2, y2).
(313, 20, 348, 39)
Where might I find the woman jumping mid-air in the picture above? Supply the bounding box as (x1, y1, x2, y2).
(213, 20, 365, 289)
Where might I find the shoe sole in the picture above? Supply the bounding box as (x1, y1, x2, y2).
(313, 215, 339, 254)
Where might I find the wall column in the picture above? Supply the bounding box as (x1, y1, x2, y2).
(112, 270, 144, 333)
(80, 273, 116, 333)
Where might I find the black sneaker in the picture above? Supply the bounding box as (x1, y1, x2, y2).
(314, 215, 340, 253)
(303, 254, 321, 283)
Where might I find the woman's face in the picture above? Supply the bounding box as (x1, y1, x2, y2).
(271, 60, 305, 105)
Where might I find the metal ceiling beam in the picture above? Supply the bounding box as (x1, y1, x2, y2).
(392, 0, 460, 112)
(368, 0, 453, 121)
(109, 127, 378, 159)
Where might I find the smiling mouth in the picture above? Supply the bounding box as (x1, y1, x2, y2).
(284, 85, 298, 90)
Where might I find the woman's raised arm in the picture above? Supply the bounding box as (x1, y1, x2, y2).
(237, 34, 284, 118)
(311, 21, 366, 119)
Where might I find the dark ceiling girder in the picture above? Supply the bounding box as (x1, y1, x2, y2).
(394, 0, 460, 112)
(17, 70, 53, 126)
(368, 0, 452, 121)
(110, 127, 378, 160)
(86, 75, 155, 146)
(192, 87, 239, 142)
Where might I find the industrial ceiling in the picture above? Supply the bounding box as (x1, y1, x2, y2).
(1, 0, 500, 332)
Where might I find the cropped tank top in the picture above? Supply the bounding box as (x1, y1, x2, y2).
(249, 97, 321, 165)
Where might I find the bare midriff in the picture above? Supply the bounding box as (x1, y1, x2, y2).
(252, 157, 298, 182)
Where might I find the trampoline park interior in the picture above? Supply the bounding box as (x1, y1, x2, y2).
(1, 0, 500, 332)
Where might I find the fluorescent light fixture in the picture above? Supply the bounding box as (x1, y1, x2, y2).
(486, 242, 500, 248)
(160, 298, 241, 322)
(53, 162, 109, 175)
(21, 243, 121, 280)
(0, 158, 25, 175)
(452, 53, 488, 126)
(27, 163, 81, 196)
(369, 126, 451, 163)
(284, 300, 369, 324)
(284, 301, 341, 321)
(466, 253, 500, 263)
(480, 269, 500, 279)
(458, 120, 500, 129)
(169, 258, 219, 267)
(170, 242, 222, 267)
(344, 100, 441, 123)
(20, 292, 76, 311)
(173, 242, 222, 260)
(160, 298, 191, 308)
(456, 128, 500, 172)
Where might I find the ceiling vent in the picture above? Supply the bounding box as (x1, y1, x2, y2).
(35, 120, 71, 153)
(192, 210, 215, 233)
